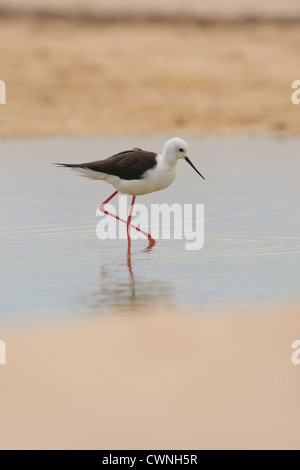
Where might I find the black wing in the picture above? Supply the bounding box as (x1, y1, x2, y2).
(56, 149, 158, 181)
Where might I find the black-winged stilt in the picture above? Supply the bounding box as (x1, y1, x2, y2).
(55, 137, 205, 251)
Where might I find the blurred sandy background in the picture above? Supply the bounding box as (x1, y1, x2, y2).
(1, 311, 300, 450)
(1, 0, 300, 21)
(0, 1, 300, 137)
(1, 1, 300, 450)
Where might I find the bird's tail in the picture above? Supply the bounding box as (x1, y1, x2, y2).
(53, 163, 105, 180)
(53, 163, 83, 168)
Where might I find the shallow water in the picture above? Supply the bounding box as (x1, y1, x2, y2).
(1, 136, 300, 327)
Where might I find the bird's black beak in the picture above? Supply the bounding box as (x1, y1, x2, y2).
(185, 157, 205, 180)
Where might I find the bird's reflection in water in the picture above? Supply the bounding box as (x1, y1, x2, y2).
(126, 238, 156, 301)
(97, 248, 174, 313)
(126, 252, 135, 300)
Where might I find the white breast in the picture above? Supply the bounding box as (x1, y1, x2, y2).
(106, 154, 177, 196)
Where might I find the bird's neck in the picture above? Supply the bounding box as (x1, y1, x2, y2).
(162, 152, 178, 169)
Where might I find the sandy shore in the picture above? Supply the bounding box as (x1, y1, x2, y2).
(1, 311, 299, 450)
(1, 18, 300, 138)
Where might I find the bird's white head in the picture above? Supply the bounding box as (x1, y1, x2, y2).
(162, 137, 189, 162)
(162, 137, 206, 180)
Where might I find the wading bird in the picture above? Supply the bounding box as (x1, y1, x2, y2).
(55, 137, 205, 252)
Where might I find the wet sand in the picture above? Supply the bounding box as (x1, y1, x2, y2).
(1, 18, 300, 137)
(1, 311, 299, 450)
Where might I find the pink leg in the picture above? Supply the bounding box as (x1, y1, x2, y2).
(99, 190, 119, 218)
(127, 196, 136, 253)
(99, 191, 156, 249)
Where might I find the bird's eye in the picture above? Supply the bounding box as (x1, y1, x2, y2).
(179, 148, 184, 152)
